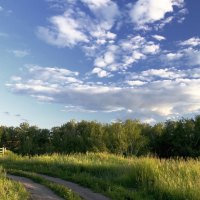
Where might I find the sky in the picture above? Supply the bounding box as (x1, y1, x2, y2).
(0, 0, 200, 128)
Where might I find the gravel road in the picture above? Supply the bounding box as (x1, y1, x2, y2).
(7, 174, 64, 200)
(38, 174, 110, 200)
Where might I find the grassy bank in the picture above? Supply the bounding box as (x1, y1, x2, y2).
(0, 165, 29, 200)
(0, 151, 199, 200)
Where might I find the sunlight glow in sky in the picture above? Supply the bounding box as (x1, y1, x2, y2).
(0, 0, 200, 128)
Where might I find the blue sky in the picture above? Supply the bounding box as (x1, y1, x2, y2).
(1, 0, 200, 128)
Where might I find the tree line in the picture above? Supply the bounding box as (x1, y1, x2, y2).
(0, 116, 200, 158)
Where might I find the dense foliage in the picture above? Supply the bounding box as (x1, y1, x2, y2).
(1, 115, 200, 157)
(1, 152, 200, 200)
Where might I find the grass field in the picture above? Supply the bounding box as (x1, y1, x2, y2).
(0, 151, 200, 200)
(0, 165, 29, 200)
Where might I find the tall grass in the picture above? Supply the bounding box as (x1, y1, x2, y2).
(1, 151, 200, 200)
(0, 165, 29, 200)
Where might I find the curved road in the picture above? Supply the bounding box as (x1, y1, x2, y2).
(38, 174, 110, 200)
(8, 174, 64, 200)
(8, 173, 111, 200)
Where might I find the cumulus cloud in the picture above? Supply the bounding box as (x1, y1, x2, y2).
(94, 51, 115, 68)
(143, 118, 156, 124)
(163, 41, 200, 67)
(91, 35, 160, 74)
(6, 66, 200, 120)
(152, 35, 166, 41)
(165, 52, 183, 60)
(125, 67, 200, 83)
(130, 0, 185, 29)
(91, 68, 112, 78)
(37, 0, 189, 78)
(184, 48, 200, 66)
(143, 43, 160, 54)
(81, 0, 111, 9)
(37, 12, 88, 47)
(81, 0, 119, 26)
(179, 37, 200, 47)
(37, 0, 119, 49)
(125, 80, 147, 86)
(26, 65, 79, 80)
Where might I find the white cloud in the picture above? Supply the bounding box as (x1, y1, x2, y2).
(165, 52, 183, 60)
(81, 0, 119, 26)
(130, 0, 185, 29)
(125, 80, 147, 86)
(6, 66, 200, 119)
(38, 0, 188, 80)
(94, 51, 115, 68)
(161, 47, 200, 67)
(94, 57, 107, 68)
(122, 51, 146, 68)
(179, 37, 200, 47)
(81, 0, 110, 9)
(125, 67, 200, 88)
(151, 105, 173, 116)
(104, 51, 115, 64)
(25, 65, 80, 83)
(11, 76, 22, 81)
(37, 0, 119, 49)
(37, 12, 88, 48)
(91, 68, 111, 78)
(143, 118, 156, 124)
(0, 6, 3, 11)
(157, 16, 174, 29)
(90, 35, 161, 76)
(143, 43, 160, 54)
(184, 48, 200, 66)
(162, 39, 200, 67)
(152, 35, 166, 41)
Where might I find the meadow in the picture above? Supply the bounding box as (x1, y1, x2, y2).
(0, 151, 200, 200)
(0, 165, 29, 200)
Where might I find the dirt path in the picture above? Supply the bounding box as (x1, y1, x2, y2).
(38, 174, 111, 200)
(7, 174, 64, 200)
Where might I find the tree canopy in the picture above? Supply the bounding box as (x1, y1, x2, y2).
(1, 116, 200, 158)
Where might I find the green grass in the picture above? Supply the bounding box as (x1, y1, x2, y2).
(1, 151, 200, 200)
(0, 165, 29, 200)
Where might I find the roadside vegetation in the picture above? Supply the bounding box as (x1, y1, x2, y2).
(0, 115, 200, 199)
(0, 165, 29, 200)
(1, 152, 200, 200)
